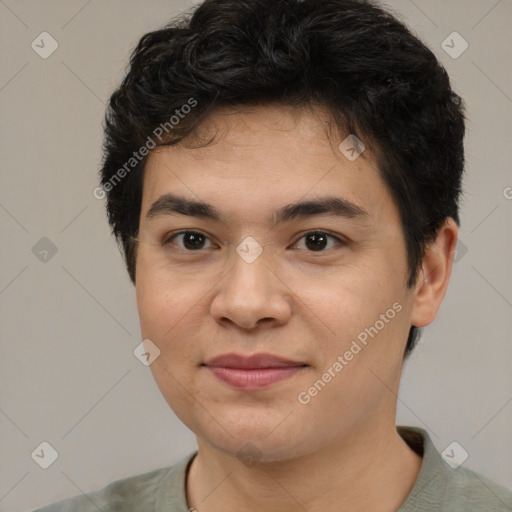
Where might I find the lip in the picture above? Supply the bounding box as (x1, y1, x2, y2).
(203, 352, 307, 390)
(204, 352, 305, 369)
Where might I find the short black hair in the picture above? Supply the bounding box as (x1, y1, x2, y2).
(100, 0, 466, 358)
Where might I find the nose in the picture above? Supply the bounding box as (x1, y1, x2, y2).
(210, 247, 292, 330)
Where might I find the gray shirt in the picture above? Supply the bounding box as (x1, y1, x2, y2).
(33, 426, 512, 511)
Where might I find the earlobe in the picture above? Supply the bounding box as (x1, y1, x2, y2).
(410, 218, 459, 328)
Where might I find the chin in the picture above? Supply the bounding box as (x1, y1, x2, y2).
(189, 411, 316, 463)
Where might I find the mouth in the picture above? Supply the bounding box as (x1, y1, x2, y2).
(202, 352, 308, 390)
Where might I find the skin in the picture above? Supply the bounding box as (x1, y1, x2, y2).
(135, 104, 458, 512)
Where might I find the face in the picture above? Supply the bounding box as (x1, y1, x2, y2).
(135, 105, 418, 462)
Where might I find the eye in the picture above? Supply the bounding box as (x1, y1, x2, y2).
(163, 231, 216, 251)
(292, 231, 345, 252)
(162, 230, 345, 253)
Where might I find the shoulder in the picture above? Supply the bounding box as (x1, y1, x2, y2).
(440, 464, 512, 511)
(31, 452, 196, 512)
(398, 426, 512, 512)
(32, 466, 171, 512)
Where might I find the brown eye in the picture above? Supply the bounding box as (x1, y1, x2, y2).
(293, 231, 344, 252)
(164, 231, 214, 251)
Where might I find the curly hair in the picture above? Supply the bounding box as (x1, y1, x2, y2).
(100, 0, 466, 358)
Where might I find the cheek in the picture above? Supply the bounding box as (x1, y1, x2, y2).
(305, 267, 409, 371)
(135, 249, 196, 334)
(137, 284, 202, 353)
(136, 277, 172, 337)
(135, 261, 208, 376)
(136, 275, 201, 405)
(292, 266, 388, 334)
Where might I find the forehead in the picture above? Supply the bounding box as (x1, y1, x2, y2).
(171, 103, 372, 165)
(140, 104, 396, 226)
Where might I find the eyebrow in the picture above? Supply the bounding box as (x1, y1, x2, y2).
(146, 193, 369, 227)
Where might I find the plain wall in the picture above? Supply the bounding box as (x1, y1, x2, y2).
(0, 1, 511, 510)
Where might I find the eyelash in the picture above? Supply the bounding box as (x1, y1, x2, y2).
(162, 230, 346, 253)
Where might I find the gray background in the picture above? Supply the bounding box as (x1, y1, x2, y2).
(0, 1, 511, 510)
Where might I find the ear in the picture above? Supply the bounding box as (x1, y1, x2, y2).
(410, 218, 459, 328)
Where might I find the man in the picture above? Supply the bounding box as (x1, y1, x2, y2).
(35, 0, 512, 510)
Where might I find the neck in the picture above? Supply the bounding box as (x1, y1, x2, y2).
(186, 421, 422, 512)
